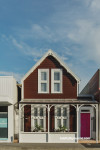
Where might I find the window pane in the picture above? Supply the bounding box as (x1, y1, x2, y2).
(34, 108, 38, 116)
(54, 83, 60, 92)
(0, 112, 8, 138)
(57, 119, 61, 128)
(41, 72, 47, 80)
(40, 119, 43, 128)
(40, 108, 43, 116)
(41, 83, 47, 92)
(63, 108, 67, 117)
(54, 72, 60, 80)
(34, 119, 37, 127)
(63, 119, 67, 127)
(57, 108, 61, 116)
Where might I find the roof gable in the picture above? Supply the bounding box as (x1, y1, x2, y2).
(21, 49, 80, 82)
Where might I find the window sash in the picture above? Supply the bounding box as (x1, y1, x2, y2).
(40, 119, 44, 128)
(32, 107, 46, 131)
(41, 83, 47, 92)
(34, 119, 38, 127)
(55, 106, 68, 130)
(63, 119, 67, 127)
(54, 83, 60, 92)
(57, 119, 61, 128)
(34, 108, 38, 116)
(40, 108, 44, 116)
(51, 69, 62, 93)
(57, 107, 61, 117)
(38, 69, 49, 93)
(63, 108, 67, 117)
(41, 72, 47, 80)
(54, 72, 60, 80)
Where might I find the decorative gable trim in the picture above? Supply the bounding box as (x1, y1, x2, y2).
(21, 49, 80, 83)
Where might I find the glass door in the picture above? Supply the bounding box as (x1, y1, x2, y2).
(0, 106, 8, 140)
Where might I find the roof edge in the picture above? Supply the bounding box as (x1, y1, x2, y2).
(21, 49, 80, 82)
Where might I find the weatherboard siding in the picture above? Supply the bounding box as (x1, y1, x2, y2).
(24, 56, 77, 99)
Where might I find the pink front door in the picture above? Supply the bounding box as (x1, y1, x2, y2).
(81, 113, 90, 138)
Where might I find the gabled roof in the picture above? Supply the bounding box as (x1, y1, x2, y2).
(21, 49, 80, 82)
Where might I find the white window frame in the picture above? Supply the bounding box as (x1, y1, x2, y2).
(31, 105, 46, 131)
(51, 69, 62, 93)
(38, 69, 49, 93)
(55, 105, 69, 130)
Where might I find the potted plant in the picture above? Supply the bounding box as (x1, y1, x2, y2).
(59, 125, 67, 132)
(33, 124, 44, 132)
(55, 125, 67, 132)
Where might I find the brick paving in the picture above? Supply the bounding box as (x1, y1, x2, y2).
(79, 140, 97, 143)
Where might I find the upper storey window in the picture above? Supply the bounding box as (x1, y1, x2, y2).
(51, 69, 62, 93)
(38, 69, 49, 93)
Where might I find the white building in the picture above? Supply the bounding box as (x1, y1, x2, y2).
(0, 76, 18, 142)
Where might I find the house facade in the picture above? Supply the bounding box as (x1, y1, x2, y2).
(80, 69, 100, 141)
(19, 50, 98, 143)
(0, 76, 17, 142)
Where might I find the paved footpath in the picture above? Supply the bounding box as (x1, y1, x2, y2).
(0, 143, 100, 150)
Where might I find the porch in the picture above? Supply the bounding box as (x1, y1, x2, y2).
(19, 100, 98, 143)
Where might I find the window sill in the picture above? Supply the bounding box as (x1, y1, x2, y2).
(38, 92, 49, 94)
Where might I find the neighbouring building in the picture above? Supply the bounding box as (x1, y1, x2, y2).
(19, 50, 98, 143)
(80, 69, 100, 141)
(0, 76, 18, 142)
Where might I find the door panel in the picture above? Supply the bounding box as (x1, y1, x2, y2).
(0, 113, 8, 138)
(81, 113, 90, 138)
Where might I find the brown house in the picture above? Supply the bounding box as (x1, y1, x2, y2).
(19, 50, 98, 143)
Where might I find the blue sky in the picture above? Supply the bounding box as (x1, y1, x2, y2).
(0, 0, 100, 92)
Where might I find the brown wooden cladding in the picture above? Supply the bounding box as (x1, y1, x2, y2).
(24, 56, 77, 99)
(24, 105, 31, 132)
(50, 106, 54, 132)
(70, 105, 76, 132)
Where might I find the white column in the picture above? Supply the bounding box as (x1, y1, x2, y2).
(77, 104, 79, 143)
(8, 105, 14, 142)
(96, 104, 98, 143)
(99, 104, 100, 140)
(48, 104, 50, 143)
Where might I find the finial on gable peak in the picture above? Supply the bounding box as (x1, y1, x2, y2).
(48, 49, 54, 55)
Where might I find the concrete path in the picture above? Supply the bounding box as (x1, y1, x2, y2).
(0, 143, 100, 150)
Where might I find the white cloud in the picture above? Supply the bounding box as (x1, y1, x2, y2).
(90, 0, 100, 12)
(14, 24, 59, 43)
(12, 39, 47, 61)
(0, 71, 23, 82)
(12, 38, 23, 49)
(67, 19, 100, 64)
(1, 35, 47, 62)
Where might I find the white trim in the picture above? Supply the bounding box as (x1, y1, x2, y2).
(54, 105, 69, 130)
(21, 98, 78, 102)
(51, 69, 62, 93)
(96, 104, 98, 143)
(31, 105, 46, 131)
(22, 81, 24, 99)
(38, 69, 49, 93)
(21, 49, 80, 83)
(77, 82, 79, 96)
(79, 106, 95, 139)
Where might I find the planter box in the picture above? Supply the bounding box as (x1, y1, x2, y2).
(19, 132, 48, 143)
(49, 132, 76, 143)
